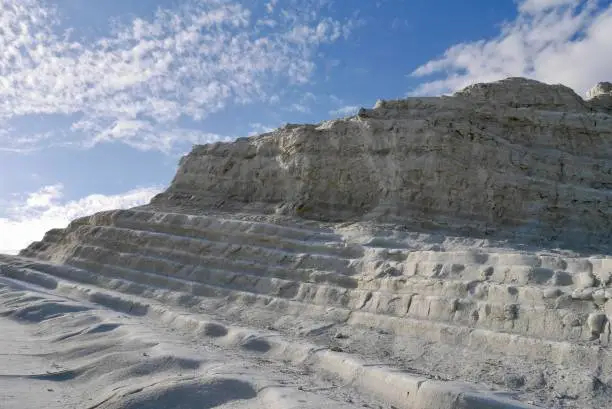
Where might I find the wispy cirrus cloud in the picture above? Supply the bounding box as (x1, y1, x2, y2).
(329, 105, 359, 117)
(248, 122, 277, 136)
(519, 0, 577, 13)
(73, 118, 233, 153)
(410, 0, 612, 96)
(284, 91, 318, 113)
(0, 184, 162, 254)
(0, 0, 359, 152)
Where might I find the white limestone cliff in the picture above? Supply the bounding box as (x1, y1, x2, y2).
(587, 82, 612, 99)
(587, 82, 612, 114)
(2, 77, 612, 409)
(153, 77, 612, 251)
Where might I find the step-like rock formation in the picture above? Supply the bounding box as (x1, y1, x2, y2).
(3, 77, 612, 409)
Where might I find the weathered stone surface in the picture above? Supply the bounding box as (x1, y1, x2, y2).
(3, 77, 612, 409)
(587, 82, 612, 114)
(153, 77, 612, 250)
(587, 82, 612, 99)
(587, 312, 607, 335)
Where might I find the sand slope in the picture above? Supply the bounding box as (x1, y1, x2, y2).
(0, 275, 374, 409)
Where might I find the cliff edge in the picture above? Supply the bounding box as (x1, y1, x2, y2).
(151, 77, 612, 251)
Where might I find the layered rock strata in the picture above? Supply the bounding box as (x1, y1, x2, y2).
(152, 77, 612, 251)
(2, 77, 612, 409)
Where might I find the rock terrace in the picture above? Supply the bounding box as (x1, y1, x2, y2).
(1, 77, 611, 409)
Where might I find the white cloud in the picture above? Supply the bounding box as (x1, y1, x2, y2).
(0, 0, 358, 152)
(24, 184, 63, 208)
(329, 105, 359, 116)
(410, 0, 612, 96)
(283, 91, 320, 113)
(285, 18, 345, 45)
(75, 118, 233, 153)
(289, 103, 310, 113)
(266, 0, 278, 13)
(0, 184, 162, 254)
(328, 94, 343, 105)
(519, 0, 577, 13)
(248, 122, 277, 136)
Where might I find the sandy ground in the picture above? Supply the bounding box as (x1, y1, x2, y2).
(0, 275, 388, 409)
(0, 261, 551, 409)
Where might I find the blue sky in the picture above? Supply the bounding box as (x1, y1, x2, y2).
(1, 0, 611, 253)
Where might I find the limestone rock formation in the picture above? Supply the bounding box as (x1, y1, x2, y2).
(587, 82, 612, 114)
(587, 82, 612, 99)
(2, 77, 612, 409)
(152, 77, 612, 251)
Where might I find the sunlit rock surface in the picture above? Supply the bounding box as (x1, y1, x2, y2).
(154, 77, 611, 251)
(2, 77, 612, 409)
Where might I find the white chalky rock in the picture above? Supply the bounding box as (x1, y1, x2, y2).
(574, 271, 596, 289)
(587, 312, 607, 335)
(586, 82, 612, 99)
(155, 77, 612, 250)
(4, 77, 612, 409)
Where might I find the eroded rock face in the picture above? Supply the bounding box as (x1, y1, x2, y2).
(3, 77, 612, 409)
(587, 82, 612, 99)
(587, 82, 612, 114)
(153, 77, 612, 250)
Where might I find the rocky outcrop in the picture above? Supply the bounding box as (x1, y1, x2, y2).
(152, 77, 612, 250)
(587, 82, 612, 99)
(587, 82, 612, 114)
(3, 77, 612, 409)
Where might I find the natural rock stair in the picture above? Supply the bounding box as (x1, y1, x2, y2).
(62, 240, 596, 343)
(5, 77, 612, 408)
(1, 251, 609, 406)
(0, 257, 548, 409)
(23, 223, 597, 340)
(18, 210, 612, 359)
(61, 252, 605, 344)
(74, 240, 359, 287)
